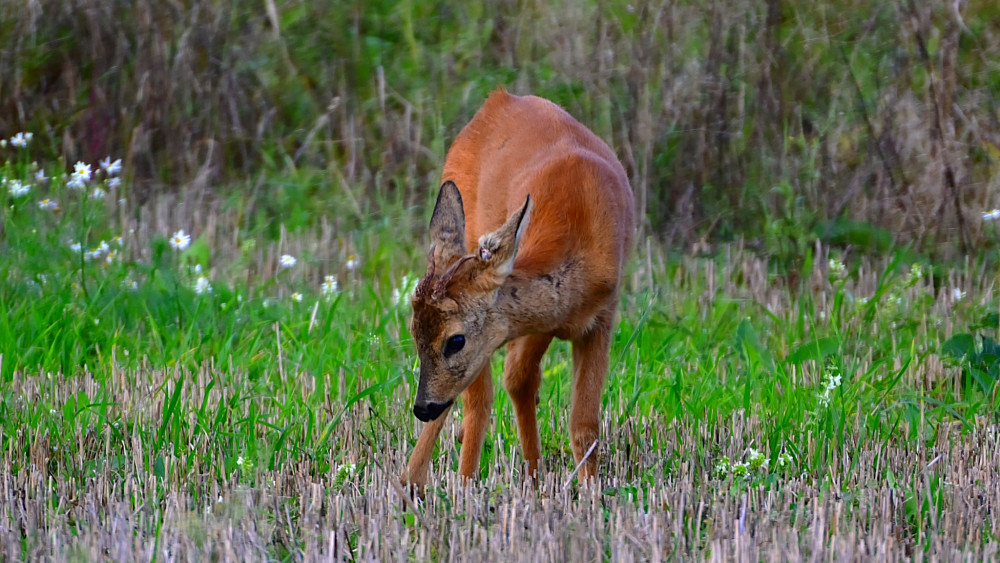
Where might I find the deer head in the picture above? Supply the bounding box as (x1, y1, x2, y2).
(409, 181, 532, 422)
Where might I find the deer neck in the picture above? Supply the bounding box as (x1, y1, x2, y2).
(492, 267, 570, 341)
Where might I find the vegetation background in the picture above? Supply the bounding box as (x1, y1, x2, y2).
(2, 0, 1000, 560)
(4, 0, 999, 256)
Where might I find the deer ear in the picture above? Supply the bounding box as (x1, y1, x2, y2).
(428, 181, 466, 264)
(475, 194, 532, 287)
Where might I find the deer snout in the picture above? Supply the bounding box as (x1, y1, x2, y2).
(413, 399, 453, 422)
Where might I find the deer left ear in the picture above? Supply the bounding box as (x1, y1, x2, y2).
(476, 195, 532, 287)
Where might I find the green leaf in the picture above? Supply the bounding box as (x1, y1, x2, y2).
(941, 333, 975, 361)
(787, 336, 840, 365)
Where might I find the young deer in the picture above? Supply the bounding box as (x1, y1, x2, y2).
(401, 88, 634, 491)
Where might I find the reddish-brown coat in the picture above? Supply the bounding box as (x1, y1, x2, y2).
(402, 88, 634, 492)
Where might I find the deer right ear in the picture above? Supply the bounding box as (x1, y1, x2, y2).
(428, 181, 467, 264)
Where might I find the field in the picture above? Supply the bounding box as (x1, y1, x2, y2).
(3, 0, 1000, 561)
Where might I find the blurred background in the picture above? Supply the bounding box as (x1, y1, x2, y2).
(2, 0, 998, 261)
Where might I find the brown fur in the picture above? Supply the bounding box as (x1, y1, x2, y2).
(401, 88, 635, 492)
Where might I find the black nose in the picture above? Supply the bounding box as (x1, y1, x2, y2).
(413, 400, 452, 422)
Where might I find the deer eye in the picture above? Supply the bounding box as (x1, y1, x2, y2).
(443, 334, 466, 358)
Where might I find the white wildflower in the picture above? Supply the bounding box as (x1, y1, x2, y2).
(732, 461, 750, 478)
(34, 169, 48, 183)
(72, 161, 92, 184)
(7, 180, 30, 197)
(280, 254, 297, 268)
(9, 132, 30, 148)
(345, 255, 358, 270)
(99, 157, 122, 175)
(983, 209, 1000, 221)
(69, 241, 82, 253)
(90, 187, 106, 200)
(713, 456, 731, 479)
(169, 230, 191, 251)
(952, 288, 966, 302)
(322, 275, 338, 296)
(193, 276, 211, 295)
(291, 292, 303, 303)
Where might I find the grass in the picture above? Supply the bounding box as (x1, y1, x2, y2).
(2, 145, 1000, 559)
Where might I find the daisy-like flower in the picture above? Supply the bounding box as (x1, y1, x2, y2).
(90, 187, 106, 200)
(72, 161, 92, 184)
(345, 255, 358, 271)
(169, 230, 191, 251)
(983, 209, 1000, 221)
(7, 179, 30, 197)
(113, 235, 124, 247)
(322, 275, 338, 296)
(85, 247, 103, 261)
(99, 157, 122, 175)
(279, 254, 297, 268)
(952, 288, 966, 302)
(107, 177, 121, 189)
(105, 250, 117, 265)
(291, 292, 303, 303)
(69, 241, 82, 253)
(35, 169, 48, 183)
(9, 132, 30, 148)
(193, 276, 211, 295)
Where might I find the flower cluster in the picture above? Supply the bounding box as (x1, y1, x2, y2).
(69, 237, 122, 264)
(713, 447, 793, 480)
(817, 364, 842, 407)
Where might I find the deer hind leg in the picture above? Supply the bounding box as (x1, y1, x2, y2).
(569, 309, 614, 483)
(458, 363, 494, 480)
(502, 334, 554, 478)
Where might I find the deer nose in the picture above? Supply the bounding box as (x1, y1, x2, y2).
(413, 399, 452, 422)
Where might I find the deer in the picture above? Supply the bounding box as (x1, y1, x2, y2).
(401, 88, 634, 493)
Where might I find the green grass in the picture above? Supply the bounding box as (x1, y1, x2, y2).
(2, 147, 999, 558)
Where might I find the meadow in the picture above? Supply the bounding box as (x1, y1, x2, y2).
(2, 0, 1000, 560)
